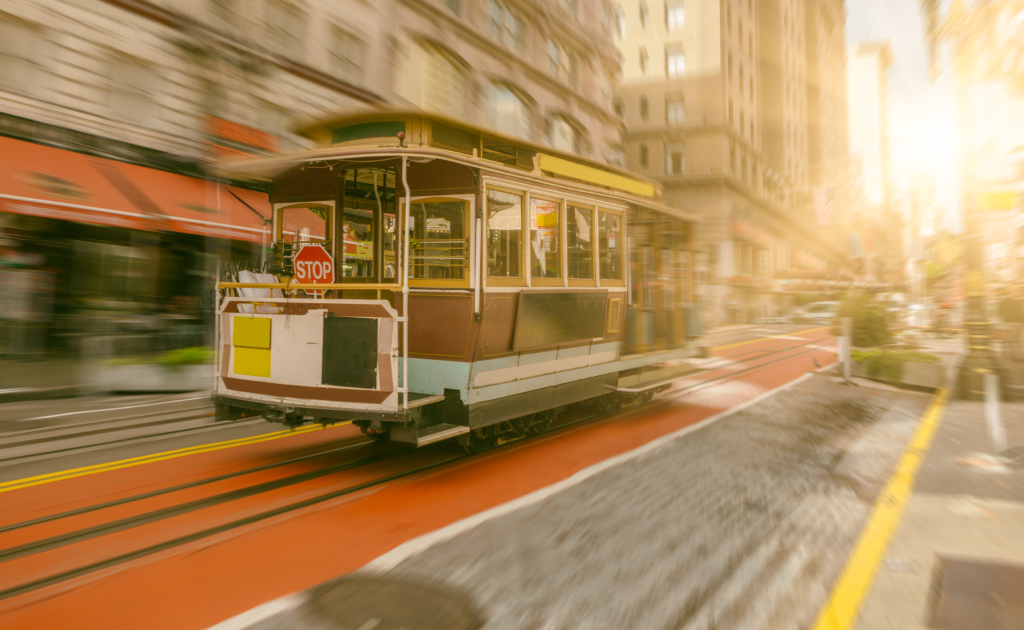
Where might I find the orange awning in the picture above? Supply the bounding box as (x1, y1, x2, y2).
(0, 136, 270, 242)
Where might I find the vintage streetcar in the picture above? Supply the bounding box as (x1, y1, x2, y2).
(213, 110, 699, 452)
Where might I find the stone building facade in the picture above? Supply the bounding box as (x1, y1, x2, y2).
(0, 0, 622, 170)
(613, 0, 851, 326)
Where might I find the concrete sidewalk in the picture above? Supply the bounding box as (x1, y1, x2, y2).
(0, 357, 81, 403)
(855, 396, 1024, 629)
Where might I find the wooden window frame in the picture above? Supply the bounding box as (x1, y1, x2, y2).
(528, 193, 564, 287)
(566, 201, 597, 288)
(484, 184, 528, 288)
(404, 196, 472, 289)
(597, 207, 626, 288)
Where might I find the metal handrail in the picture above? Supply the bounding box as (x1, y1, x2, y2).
(218, 282, 402, 290)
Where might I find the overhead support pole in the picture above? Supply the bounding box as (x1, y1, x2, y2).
(402, 156, 411, 411)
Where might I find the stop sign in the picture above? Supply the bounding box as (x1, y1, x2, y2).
(293, 244, 335, 298)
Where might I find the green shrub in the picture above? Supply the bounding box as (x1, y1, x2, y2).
(155, 346, 215, 367)
(851, 348, 941, 381)
(835, 295, 892, 347)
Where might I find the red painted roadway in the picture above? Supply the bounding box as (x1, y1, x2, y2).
(0, 327, 835, 629)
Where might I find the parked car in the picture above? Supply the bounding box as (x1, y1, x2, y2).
(790, 301, 840, 325)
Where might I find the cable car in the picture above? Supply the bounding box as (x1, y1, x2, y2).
(214, 110, 699, 451)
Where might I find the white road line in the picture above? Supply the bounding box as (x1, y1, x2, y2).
(15, 395, 210, 422)
(207, 373, 818, 630)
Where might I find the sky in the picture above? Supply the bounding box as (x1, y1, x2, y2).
(845, 0, 961, 232)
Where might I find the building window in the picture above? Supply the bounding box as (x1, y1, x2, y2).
(614, 98, 624, 118)
(485, 83, 530, 140)
(600, 72, 613, 107)
(640, 96, 649, 121)
(667, 1, 684, 32)
(547, 39, 559, 75)
(266, 0, 304, 59)
(109, 56, 158, 126)
(615, 5, 626, 38)
(667, 98, 684, 125)
(487, 189, 523, 278)
(489, 1, 526, 54)
(666, 144, 684, 175)
(605, 144, 626, 168)
(639, 47, 649, 74)
(564, 50, 579, 89)
(396, 41, 469, 120)
(546, 115, 578, 154)
(530, 197, 561, 280)
(667, 45, 685, 78)
(599, 211, 623, 280)
(329, 28, 365, 83)
(567, 204, 594, 279)
(0, 18, 44, 95)
(639, 143, 649, 168)
(640, 1, 649, 28)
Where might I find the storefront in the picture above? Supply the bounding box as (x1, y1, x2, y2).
(0, 136, 269, 359)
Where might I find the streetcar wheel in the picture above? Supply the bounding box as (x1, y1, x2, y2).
(595, 394, 622, 414)
(638, 390, 655, 405)
(526, 411, 552, 436)
(460, 431, 496, 455)
(214, 404, 239, 422)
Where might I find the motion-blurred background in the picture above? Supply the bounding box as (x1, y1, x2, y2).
(0, 0, 1015, 396)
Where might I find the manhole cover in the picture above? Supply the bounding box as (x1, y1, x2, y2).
(927, 557, 1024, 629)
(250, 574, 484, 630)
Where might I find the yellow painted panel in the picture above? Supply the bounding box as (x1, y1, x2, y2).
(538, 154, 656, 198)
(980, 190, 1018, 210)
(234, 347, 271, 378)
(233, 316, 271, 349)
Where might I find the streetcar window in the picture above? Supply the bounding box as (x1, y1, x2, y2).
(487, 189, 523, 278)
(409, 199, 468, 284)
(341, 208, 374, 278)
(274, 203, 332, 276)
(530, 196, 561, 280)
(343, 168, 396, 281)
(599, 211, 623, 280)
(567, 204, 593, 279)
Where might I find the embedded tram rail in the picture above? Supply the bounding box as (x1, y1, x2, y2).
(0, 327, 833, 608)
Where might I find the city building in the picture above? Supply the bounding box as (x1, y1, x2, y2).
(613, 0, 852, 326)
(0, 0, 622, 357)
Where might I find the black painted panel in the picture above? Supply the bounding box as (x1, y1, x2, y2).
(322, 316, 378, 389)
(513, 291, 607, 351)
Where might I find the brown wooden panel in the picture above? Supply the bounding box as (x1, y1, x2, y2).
(476, 293, 519, 359)
(270, 164, 338, 202)
(407, 294, 474, 360)
(222, 377, 390, 404)
(223, 302, 392, 318)
(407, 159, 475, 196)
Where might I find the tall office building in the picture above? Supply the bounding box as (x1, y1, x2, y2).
(614, 0, 850, 325)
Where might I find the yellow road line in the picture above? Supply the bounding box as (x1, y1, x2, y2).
(811, 388, 950, 630)
(0, 422, 348, 494)
(712, 326, 832, 351)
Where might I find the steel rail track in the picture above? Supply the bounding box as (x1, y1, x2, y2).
(0, 331, 833, 603)
(0, 435, 377, 536)
(0, 413, 261, 467)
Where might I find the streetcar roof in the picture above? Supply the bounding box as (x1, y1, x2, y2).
(216, 110, 698, 218)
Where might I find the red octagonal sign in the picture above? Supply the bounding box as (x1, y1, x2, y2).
(293, 244, 334, 298)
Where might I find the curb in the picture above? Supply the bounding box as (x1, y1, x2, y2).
(0, 385, 80, 405)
